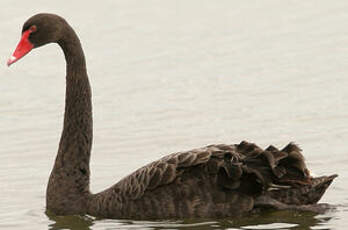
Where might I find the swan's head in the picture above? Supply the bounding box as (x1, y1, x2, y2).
(7, 13, 67, 66)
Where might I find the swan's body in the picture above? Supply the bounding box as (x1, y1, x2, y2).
(8, 13, 336, 219)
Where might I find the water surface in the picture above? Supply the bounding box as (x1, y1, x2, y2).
(1, 1, 347, 229)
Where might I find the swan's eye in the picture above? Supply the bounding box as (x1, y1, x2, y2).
(29, 25, 37, 33)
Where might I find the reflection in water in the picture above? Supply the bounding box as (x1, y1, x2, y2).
(45, 209, 333, 230)
(46, 211, 94, 230)
(219, 210, 332, 230)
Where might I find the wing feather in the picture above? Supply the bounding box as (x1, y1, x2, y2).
(111, 141, 310, 200)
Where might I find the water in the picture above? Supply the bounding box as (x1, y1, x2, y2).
(1, 1, 347, 229)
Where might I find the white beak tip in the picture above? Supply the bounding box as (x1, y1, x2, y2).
(7, 56, 17, 66)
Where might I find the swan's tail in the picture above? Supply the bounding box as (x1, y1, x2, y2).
(268, 174, 337, 205)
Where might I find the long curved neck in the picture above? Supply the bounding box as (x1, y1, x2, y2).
(46, 24, 93, 215)
(58, 25, 92, 167)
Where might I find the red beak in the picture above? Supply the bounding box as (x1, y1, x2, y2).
(7, 29, 34, 66)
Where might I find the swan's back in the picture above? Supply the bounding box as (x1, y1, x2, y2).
(87, 141, 336, 219)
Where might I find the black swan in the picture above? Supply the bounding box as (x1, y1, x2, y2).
(7, 13, 337, 219)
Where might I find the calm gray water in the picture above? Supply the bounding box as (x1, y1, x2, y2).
(1, 1, 347, 229)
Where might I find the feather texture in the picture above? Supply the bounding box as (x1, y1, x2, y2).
(87, 141, 335, 219)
